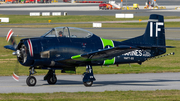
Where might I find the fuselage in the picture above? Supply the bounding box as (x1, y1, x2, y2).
(18, 33, 151, 68)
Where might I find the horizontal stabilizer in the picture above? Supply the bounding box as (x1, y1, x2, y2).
(137, 45, 175, 49)
(147, 52, 175, 60)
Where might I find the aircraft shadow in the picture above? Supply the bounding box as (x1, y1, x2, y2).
(42, 79, 180, 87)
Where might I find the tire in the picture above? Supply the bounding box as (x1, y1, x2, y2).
(47, 75, 57, 84)
(83, 81, 93, 87)
(26, 76, 36, 86)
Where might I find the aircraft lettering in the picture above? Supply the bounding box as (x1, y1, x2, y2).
(142, 51, 151, 57)
(124, 57, 134, 60)
(150, 22, 164, 37)
(123, 50, 151, 57)
(123, 50, 142, 56)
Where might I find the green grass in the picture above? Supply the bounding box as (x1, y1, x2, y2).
(0, 15, 153, 23)
(0, 15, 180, 28)
(1, 22, 180, 28)
(0, 37, 179, 76)
(0, 15, 148, 24)
(0, 14, 180, 24)
(0, 90, 180, 100)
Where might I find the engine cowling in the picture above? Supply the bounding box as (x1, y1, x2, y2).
(17, 39, 34, 66)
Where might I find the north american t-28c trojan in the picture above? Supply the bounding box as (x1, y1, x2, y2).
(4, 14, 174, 87)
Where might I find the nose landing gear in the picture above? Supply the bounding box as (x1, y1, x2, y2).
(26, 67, 37, 86)
(26, 76, 36, 86)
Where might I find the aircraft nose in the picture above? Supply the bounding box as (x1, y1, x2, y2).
(17, 43, 28, 64)
(16, 39, 35, 66)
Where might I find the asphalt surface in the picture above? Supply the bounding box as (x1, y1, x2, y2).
(1, 27, 180, 40)
(1, 10, 180, 16)
(0, 2, 180, 16)
(1, 73, 180, 93)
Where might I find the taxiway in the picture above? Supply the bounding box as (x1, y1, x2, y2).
(1, 73, 180, 93)
(0, 2, 180, 16)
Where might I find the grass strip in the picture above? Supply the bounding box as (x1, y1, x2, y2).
(0, 90, 180, 100)
(0, 15, 179, 24)
(0, 15, 179, 28)
(1, 22, 180, 28)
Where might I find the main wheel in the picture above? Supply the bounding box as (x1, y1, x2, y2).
(47, 75, 57, 84)
(83, 81, 93, 87)
(26, 76, 36, 86)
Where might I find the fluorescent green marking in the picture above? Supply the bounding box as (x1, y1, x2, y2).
(100, 38, 115, 65)
(71, 55, 90, 61)
(104, 58, 115, 65)
(71, 55, 81, 59)
(101, 38, 114, 48)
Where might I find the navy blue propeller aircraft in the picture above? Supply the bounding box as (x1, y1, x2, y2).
(4, 14, 174, 87)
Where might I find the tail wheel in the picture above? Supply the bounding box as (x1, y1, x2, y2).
(83, 81, 93, 87)
(26, 76, 36, 86)
(47, 75, 57, 84)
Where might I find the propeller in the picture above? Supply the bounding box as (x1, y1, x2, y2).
(6, 29, 19, 81)
(6, 29, 35, 81)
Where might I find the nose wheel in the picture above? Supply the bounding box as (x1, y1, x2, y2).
(26, 67, 37, 86)
(26, 76, 36, 86)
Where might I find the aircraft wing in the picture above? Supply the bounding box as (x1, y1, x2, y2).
(4, 45, 16, 51)
(56, 45, 138, 65)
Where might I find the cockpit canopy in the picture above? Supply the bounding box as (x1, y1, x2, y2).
(42, 27, 94, 38)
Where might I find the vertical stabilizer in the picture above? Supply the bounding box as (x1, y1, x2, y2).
(143, 14, 165, 46)
(122, 14, 166, 56)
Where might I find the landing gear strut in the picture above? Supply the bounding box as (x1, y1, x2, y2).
(26, 67, 37, 86)
(82, 65, 96, 87)
(44, 70, 57, 85)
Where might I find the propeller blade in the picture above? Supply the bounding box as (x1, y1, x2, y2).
(6, 29, 14, 42)
(12, 60, 20, 81)
(6, 29, 17, 49)
(6, 29, 20, 81)
(12, 72, 19, 81)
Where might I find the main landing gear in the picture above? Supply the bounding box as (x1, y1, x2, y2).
(82, 65, 96, 87)
(44, 70, 57, 84)
(26, 67, 57, 86)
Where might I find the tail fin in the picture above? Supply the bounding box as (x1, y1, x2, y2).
(122, 14, 166, 56)
(143, 14, 165, 46)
